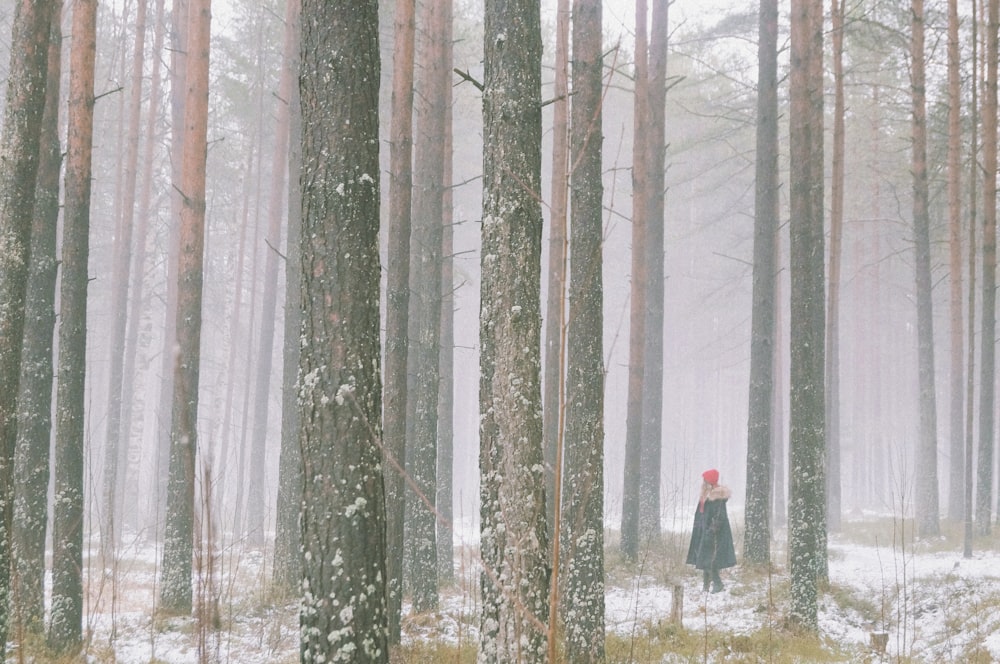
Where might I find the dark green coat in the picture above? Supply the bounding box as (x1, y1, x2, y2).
(686, 486, 737, 571)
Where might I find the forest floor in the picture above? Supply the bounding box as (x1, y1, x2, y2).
(11, 512, 1000, 663)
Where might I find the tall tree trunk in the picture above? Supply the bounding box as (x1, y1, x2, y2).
(159, 0, 211, 612)
(272, 0, 302, 596)
(964, 0, 979, 557)
(825, 0, 845, 534)
(479, 0, 549, 661)
(103, 0, 149, 558)
(297, 0, 388, 660)
(744, 0, 779, 566)
(639, 0, 667, 546)
(244, 0, 297, 543)
(977, 0, 998, 536)
(153, 0, 187, 534)
(560, 0, 605, 660)
(947, 0, 965, 523)
(407, 0, 453, 613)
(435, 0, 455, 587)
(49, 0, 97, 648)
(0, 0, 54, 650)
(120, 0, 167, 533)
(911, 0, 941, 539)
(620, 0, 649, 563)
(11, 0, 61, 634)
(788, 0, 826, 632)
(384, 0, 414, 644)
(543, 0, 569, 543)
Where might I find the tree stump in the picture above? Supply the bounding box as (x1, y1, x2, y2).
(670, 584, 683, 624)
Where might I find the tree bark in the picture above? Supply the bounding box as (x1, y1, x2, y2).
(297, 0, 388, 661)
(0, 0, 54, 649)
(825, 0, 845, 534)
(159, 0, 211, 612)
(384, 0, 414, 643)
(479, 0, 549, 661)
(744, 0, 779, 566)
(272, 0, 303, 596)
(620, 0, 649, 563)
(560, 0, 605, 660)
(639, 0, 668, 546)
(911, 0, 941, 539)
(788, 0, 826, 631)
(11, 0, 61, 634)
(50, 0, 97, 648)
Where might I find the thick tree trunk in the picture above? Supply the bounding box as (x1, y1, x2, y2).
(297, 0, 388, 661)
(159, 0, 211, 612)
(384, 0, 414, 644)
(0, 0, 54, 650)
(560, 1, 605, 661)
(479, 0, 549, 661)
(50, 0, 96, 649)
(788, 0, 826, 632)
(11, 0, 61, 634)
(744, 0, 779, 566)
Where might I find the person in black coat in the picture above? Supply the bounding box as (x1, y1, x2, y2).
(686, 468, 737, 593)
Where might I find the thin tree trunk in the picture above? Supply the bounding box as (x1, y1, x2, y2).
(435, 0, 455, 587)
(947, 0, 965, 522)
(964, 0, 979, 558)
(244, 0, 297, 543)
(50, 0, 97, 648)
(745, 0, 779, 565)
(11, 0, 61, 634)
(103, 0, 149, 558)
(543, 0, 569, 542)
(825, 0, 845, 534)
(384, 0, 414, 643)
(639, 0, 667, 546)
(120, 0, 167, 533)
(620, 0, 649, 563)
(160, 0, 211, 612)
(977, 0, 998, 536)
(272, 0, 302, 596)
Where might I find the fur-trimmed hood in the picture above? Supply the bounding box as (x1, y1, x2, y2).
(706, 484, 731, 501)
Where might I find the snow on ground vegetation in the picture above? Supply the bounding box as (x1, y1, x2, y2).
(15, 515, 1000, 663)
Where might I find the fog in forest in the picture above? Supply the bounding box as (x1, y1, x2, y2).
(0, 0, 995, 659)
(0, 0, 966, 559)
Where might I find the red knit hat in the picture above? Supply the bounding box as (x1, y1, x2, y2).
(702, 468, 719, 485)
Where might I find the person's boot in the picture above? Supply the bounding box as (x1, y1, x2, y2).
(702, 570, 710, 592)
(710, 570, 724, 593)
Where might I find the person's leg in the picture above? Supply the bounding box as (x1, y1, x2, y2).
(710, 568, 724, 593)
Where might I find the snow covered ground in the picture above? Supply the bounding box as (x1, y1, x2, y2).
(24, 517, 1000, 663)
